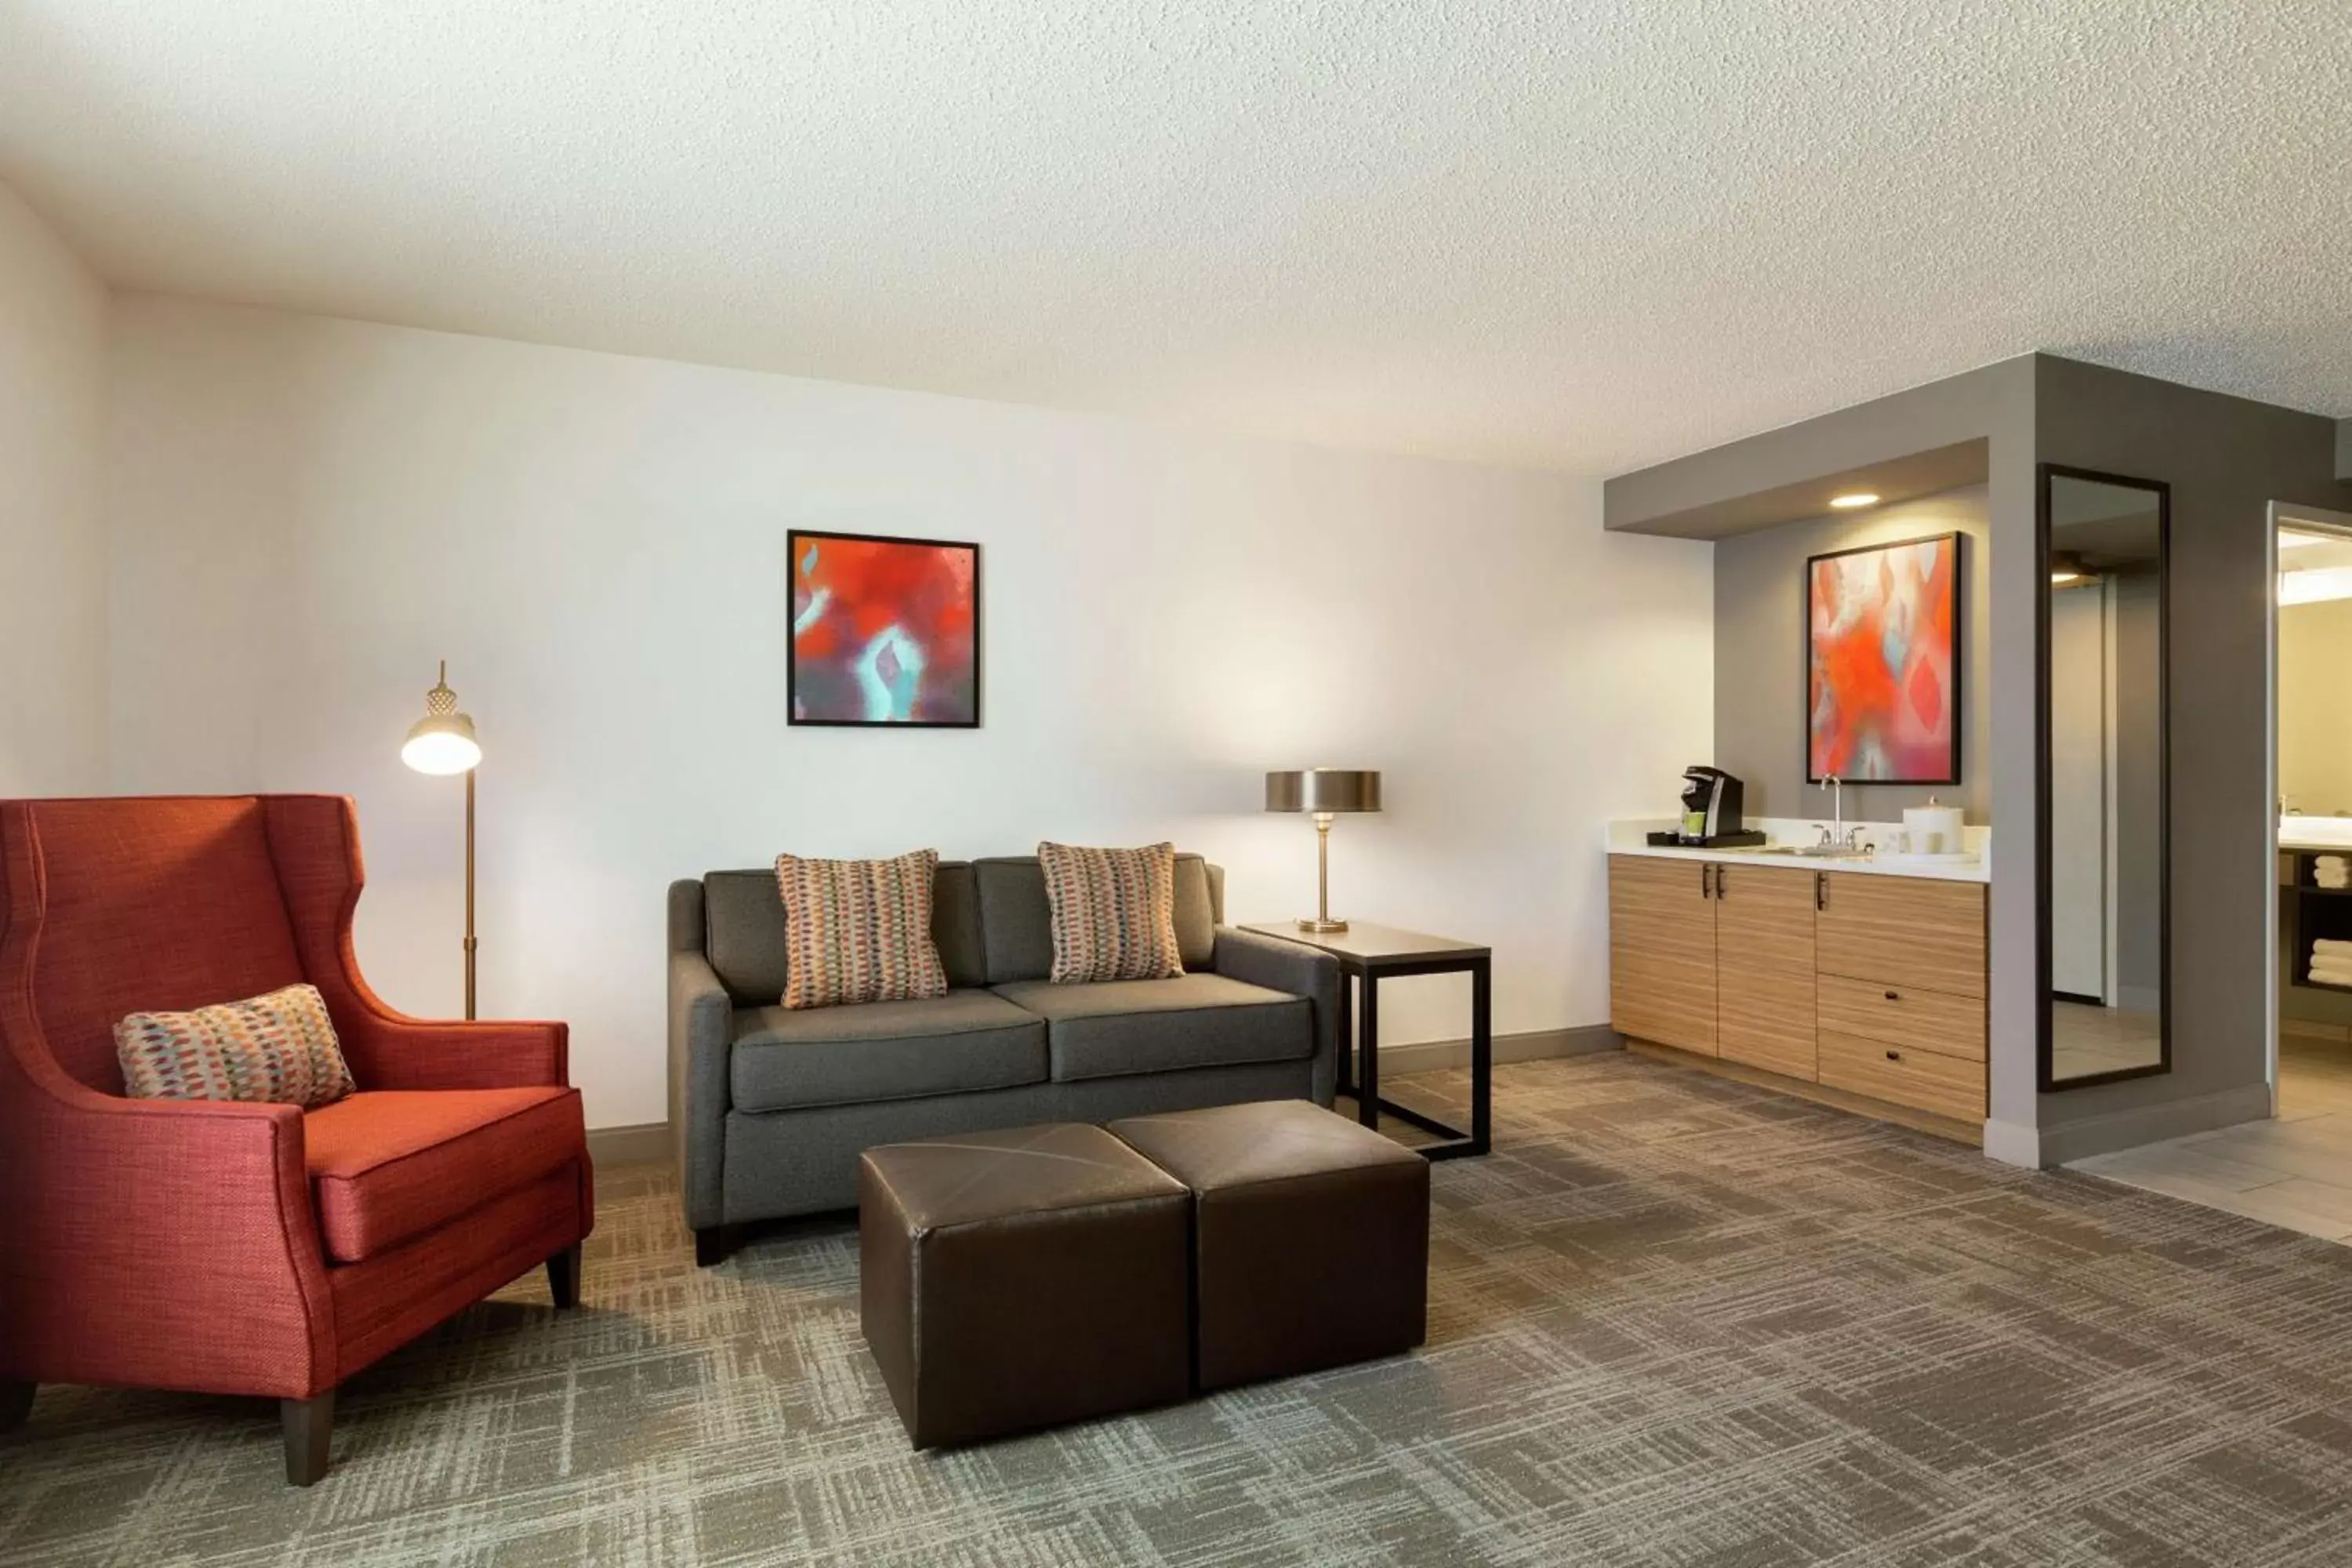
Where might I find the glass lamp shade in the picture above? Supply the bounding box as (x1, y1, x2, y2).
(401, 715, 481, 775)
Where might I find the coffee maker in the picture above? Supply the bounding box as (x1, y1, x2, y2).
(1671, 766, 1760, 847)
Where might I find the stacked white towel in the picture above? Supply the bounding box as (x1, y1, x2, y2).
(2320, 855, 2350, 890)
(2312, 938, 2352, 986)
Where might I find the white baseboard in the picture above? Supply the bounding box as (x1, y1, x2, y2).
(1376, 1024, 1622, 1076)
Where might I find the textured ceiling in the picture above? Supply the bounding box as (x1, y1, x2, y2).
(4, 1, 2349, 475)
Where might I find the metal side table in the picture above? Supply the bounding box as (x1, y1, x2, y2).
(1241, 921, 1491, 1160)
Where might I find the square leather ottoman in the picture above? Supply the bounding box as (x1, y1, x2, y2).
(1109, 1099, 1429, 1392)
(858, 1122, 1192, 1448)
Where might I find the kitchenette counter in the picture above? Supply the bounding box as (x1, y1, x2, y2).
(1606, 818, 1991, 884)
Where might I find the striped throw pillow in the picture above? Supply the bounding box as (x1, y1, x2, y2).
(775, 849, 949, 1010)
(114, 982, 356, 1109)
(1038, 841, 1185, 985)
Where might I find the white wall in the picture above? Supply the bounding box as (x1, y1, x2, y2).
(107, 296, 1714, 1128)
(0, 183, 110, 794)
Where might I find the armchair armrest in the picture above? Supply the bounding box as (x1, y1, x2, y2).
(7, 1088, 333, 1399)
(334, 1007, 569, 1092)
(670, 949, 733, 1231)
(1211, 926, 1342, 1107)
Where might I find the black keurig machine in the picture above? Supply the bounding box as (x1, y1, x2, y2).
(1656, 766, 1765, 848)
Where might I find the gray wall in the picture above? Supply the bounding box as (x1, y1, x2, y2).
(2034, 356, 2352, 1143)
(1603, 354, 2042, 1142)
(1714, 485, 1989, 822)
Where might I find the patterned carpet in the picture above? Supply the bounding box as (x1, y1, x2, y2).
(11, 1054, 2352, 1566)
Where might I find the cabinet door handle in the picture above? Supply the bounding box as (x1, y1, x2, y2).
(1715, 866, 1726, 901)
(1815, 872, 1827, 911)
(1700, 864, 1711, 899)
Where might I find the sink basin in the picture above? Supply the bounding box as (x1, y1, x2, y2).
(1734, 844, 1873, 859)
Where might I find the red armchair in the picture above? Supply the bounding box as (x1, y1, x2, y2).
(0, 794, 593, 1485)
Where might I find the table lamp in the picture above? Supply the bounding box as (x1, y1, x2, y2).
(401, 661, 484, 1018)
(1265, 768, 1381, 933)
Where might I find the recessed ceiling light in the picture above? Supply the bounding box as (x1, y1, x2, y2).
(1830, 492, 1880, 510)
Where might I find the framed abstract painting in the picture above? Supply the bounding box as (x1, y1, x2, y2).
(788, 529, 980, 728)
(1806, 532, 1960, 784)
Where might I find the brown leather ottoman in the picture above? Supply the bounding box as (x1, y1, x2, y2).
(858, 1123, 1192, 1448)
(1109, 1099, 1430, 1393)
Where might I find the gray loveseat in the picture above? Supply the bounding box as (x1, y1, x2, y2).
(669, 853, 1341, 1262)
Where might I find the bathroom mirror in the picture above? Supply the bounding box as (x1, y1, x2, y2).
(2038, 466, 2169, 1088)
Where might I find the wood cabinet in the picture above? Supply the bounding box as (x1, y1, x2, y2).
(1608, 855, 1718, 1055)
(1712, 862, 1819, 1080)
(1812, 871, 1987, 1120)
(1610, 856, 1988, 1128)
(1815, 872, 1986, 998)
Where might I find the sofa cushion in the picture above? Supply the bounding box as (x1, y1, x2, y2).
(990, 975, 1311, 1083)
(1038, 840, 1185, 984)
(703, 862, 985, 1005)
(976, 854, 1220, 984)
(773, 849, 949, 1009)
(730, 989, 1047, 1112)
(304, 1087, 585, 1264)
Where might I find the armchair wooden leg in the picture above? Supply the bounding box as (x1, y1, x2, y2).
(546, 1243, 583, 1308)
(694, 1225, 735, 1268)
(281, 1391, 334, 1486)
(0, 1379, 33, 1433)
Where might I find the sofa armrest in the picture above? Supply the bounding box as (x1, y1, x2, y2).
(670, 949, 733, 1230)
(6, 1091, 335, 1399)
(1211, 926, 1341, 1106)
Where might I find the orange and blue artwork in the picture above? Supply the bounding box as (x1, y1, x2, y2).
(1806, 533, 1958, 784)
(789, 531, 979, 727)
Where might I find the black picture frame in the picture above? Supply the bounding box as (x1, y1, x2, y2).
(786, 528, 982, 729)
(2034, 463, 2171, 1092)
(1802, 530, 1964, 787)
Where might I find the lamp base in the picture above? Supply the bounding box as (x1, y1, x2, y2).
(1295, 916, 1351, 933)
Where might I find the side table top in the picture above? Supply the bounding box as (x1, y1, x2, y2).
(1238, 920, 1490, 964)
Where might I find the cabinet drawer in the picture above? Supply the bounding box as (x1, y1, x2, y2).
(1817, 975, 1985, 1062)
(1817, 1030, 1986, 1123)
(1817, 874, 1985, 998)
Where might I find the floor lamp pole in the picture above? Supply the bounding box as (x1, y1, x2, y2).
(463, 767, 477, 1021)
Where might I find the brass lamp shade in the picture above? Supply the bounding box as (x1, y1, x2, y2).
(1265, 769, 1381, 932)
(401, 663, 481, 775)
(1265, 769, 1382, 814)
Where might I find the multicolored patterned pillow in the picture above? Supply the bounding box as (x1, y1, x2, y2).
(114, 982, 356, 1109)
(774, 849, 950, 1010)
(1038, 841, 1185, 985)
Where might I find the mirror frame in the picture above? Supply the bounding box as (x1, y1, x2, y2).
(2035, 463, 2172, 1092)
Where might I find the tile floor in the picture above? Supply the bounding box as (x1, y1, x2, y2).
(2070, 1033, 2352, 1241)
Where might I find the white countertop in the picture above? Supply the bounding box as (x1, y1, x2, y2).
(2281, 818, 2352, 854)
(1606, 818, 1992, 884)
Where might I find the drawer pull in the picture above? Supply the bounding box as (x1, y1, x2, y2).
(1884, 990, 1899, 1001)
(1885, 1050, 1900, 1062)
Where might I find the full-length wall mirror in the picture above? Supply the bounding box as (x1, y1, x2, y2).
(2038, 466, 2170, 1088)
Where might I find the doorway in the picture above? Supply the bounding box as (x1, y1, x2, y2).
(2270, 502, 2352, 1123)
(2067, 503, 2352, 1241)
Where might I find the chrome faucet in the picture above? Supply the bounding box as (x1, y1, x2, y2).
(1819, 774, 1842, 846)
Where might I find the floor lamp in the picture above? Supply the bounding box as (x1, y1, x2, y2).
(401, 661, 483, 1018)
